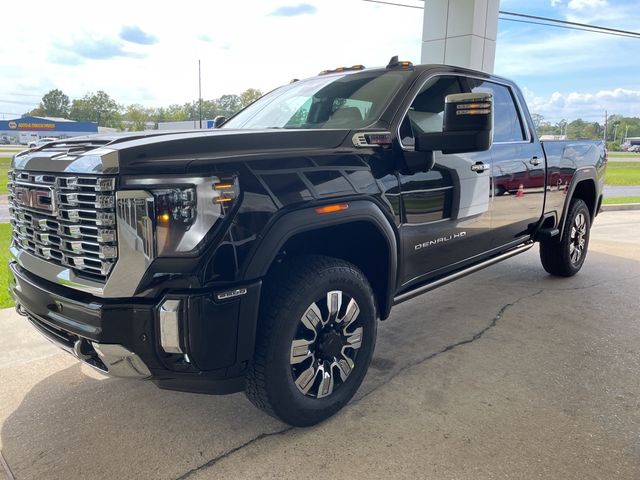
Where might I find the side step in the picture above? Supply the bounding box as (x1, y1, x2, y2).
(534, 227, 560, 241)
(393, 243, 534, 306)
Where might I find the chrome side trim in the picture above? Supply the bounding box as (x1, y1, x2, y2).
(393, 243, 533, 305)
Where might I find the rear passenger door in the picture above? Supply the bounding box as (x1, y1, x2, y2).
(467, 79, 545, 246)
(396, 75, 493, 288)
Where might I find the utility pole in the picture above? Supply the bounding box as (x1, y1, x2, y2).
(198, 60, 203, 129)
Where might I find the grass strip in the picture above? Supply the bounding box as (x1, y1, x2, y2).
(0, 224, 14, 308)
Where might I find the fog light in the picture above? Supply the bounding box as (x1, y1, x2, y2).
(159, 299, 183, 354)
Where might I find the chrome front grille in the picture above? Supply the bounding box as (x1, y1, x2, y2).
(8, 171, 118, 281)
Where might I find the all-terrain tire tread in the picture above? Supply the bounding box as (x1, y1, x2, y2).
(245, 255, 375, 423)
(539, 198, 590, 277)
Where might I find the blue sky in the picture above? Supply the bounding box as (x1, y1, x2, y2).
(0, 0, 638, 123)
(495, 0, 640, 121)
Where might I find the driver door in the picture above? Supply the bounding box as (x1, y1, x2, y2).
(397, 74, 493, 288)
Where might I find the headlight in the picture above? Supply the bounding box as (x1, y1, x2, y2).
(124, 175, 238, 256)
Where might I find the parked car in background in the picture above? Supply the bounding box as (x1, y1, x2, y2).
(27, 137, 57, 149)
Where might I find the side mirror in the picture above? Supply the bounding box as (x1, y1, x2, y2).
(415, 92, 493, 155)
(213, 115, 226, 128)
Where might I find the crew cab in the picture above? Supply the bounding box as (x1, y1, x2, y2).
(8, 58, 606, 426)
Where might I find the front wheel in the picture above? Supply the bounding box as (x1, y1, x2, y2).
(539, 198, 591, 277)
(245, 255, 377, 426)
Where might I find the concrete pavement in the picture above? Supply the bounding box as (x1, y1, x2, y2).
(1, 211, 639, 480)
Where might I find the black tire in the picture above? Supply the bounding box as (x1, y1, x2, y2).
(495, 185, 507, 196)
(540, 198, 591, 277)
(245, 255, 377, 427)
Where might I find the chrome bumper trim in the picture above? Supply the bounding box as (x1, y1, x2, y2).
(91, 343, 152, 379)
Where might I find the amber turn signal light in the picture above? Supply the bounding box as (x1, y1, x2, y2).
(315, 203, 349, 215)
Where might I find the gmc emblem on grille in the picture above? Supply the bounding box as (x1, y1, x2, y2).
(13, 186, 56, 214)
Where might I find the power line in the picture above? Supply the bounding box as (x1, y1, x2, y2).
(362, 0, 422, 9)
(499, 17, 640, 39)
(361, 0, 640, 39)
(499, 10, 640, 37)
(0, 98, 39, 106)
(4, 92, 42, 98)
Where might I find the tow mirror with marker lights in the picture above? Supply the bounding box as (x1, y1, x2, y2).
(415, 92, 493, 155)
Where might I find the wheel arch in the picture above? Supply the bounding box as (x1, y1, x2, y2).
(558, 169, 598, 239)
(242, 201, 399, 320)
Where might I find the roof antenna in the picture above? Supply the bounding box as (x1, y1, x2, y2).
(386, 55, 399, 68)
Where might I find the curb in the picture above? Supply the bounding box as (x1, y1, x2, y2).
(601, 203, 640, 212)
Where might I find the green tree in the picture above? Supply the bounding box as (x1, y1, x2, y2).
(124, 104, 153, 131)
(215, 94, 241, 117)
(239, 88, 262, 109)
(69, 91, 122, 128)
(40, 89, 70, 117)
(531, 113, 544, 130)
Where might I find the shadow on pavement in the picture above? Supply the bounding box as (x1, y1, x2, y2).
(2, 247, 637, 480)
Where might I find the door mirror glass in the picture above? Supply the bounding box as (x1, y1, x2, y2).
(415, 92, 493, 155)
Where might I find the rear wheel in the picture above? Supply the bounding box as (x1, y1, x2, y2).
(245, 255, 377, 426)
(540, 198, 591, 277)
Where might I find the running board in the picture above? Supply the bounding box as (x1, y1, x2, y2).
(393, 243, 534, 305)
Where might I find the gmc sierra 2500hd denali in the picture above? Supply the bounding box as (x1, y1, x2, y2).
(8, 58, 606, 426)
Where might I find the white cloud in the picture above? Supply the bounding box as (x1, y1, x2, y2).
(568, 0, 608, 10)
(523, 87, 640, 122)
(0, 0, 423, 117)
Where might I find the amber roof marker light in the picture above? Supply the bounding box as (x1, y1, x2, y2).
(315, 203, 349, 215)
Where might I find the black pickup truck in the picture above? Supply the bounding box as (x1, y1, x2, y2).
(8, 58, 606, 426)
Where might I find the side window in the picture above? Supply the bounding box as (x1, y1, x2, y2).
(399, 76, 465, 147)
(470, 81, 526, 143)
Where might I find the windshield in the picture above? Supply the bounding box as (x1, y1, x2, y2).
(222, 70, 411, 130)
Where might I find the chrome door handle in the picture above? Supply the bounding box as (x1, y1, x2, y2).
(470, 162, 489, 173)
(530, 156, 541, 166)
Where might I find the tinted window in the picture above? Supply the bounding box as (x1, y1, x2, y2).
(470, 81, 525, 142)
(399, 75, 466, 147)
(222, 70, 411, 130)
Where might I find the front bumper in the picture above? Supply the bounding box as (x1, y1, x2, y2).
(9, 262, 261, 394)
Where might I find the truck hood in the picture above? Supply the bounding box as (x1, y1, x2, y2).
(11, 129, 352, 175)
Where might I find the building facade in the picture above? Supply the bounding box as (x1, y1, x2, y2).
(0, 116, 98, 144)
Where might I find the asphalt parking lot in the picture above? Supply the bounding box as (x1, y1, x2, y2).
(1, 210, 639, 480)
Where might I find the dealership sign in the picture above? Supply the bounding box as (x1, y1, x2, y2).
(9, 121, 55, 130)
(0, 116, 98, 134)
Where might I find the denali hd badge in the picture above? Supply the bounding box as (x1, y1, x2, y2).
(13, 185, 56, 213)
(415, 231, 467, 250)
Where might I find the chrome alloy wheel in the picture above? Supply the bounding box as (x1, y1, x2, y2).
(569, 212, 587, 264)
(290, 291, 363, 398)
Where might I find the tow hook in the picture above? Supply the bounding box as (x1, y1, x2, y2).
(15, 303, 28, 317)
(73, 339, 94, 361)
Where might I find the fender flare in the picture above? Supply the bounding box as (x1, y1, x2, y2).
(558, 167, 597, 239)
(242, 200, 399, 319)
